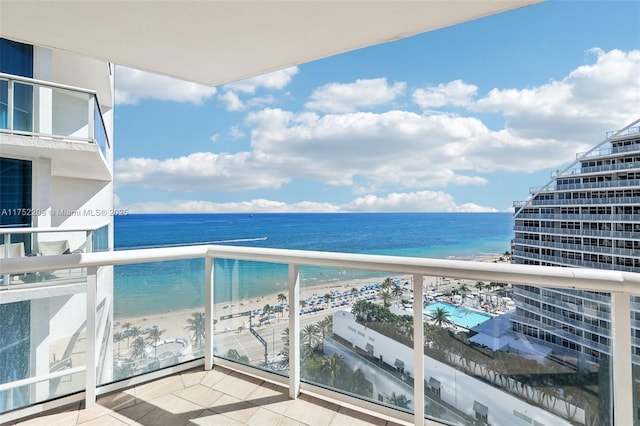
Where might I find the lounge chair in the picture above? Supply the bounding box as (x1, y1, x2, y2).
(36, 240, 71, 256)
(0, 241, 25, 259)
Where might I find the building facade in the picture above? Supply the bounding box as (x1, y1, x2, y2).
(511, 123, 640, 366)
(0, 37, 115, 411)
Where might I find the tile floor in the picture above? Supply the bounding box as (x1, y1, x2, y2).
(12, 366, 409, 426)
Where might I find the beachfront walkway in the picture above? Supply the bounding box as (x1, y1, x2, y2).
(13, 366, 408, 426)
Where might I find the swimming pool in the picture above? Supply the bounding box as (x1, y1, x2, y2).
(424, 301, 491, 328)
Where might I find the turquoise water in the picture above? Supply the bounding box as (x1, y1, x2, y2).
(424, 301, 491, 329)
(113, 213, 513, 318)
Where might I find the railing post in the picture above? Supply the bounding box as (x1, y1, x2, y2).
(288, 264, 300, 399)
(7, 80, 14, 131)
(86, 230, 93, 253)
(85, 266, 98, 408)
(204, 256, 214, 370)
(611, 292, 633, 426)
(2, 234, 9, 286)
(413, 274, 424, 426)
(88, 95, 95, 141)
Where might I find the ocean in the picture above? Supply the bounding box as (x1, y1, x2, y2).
(113, 213, 514, 318)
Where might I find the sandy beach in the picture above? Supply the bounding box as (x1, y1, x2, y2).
(112, 254, 510, 351)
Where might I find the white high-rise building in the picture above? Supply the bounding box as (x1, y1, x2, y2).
(511, 122, 640, 366)
(0, 37, 114, 410)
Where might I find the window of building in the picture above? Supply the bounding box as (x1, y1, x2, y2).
(0, 38, 34, 131)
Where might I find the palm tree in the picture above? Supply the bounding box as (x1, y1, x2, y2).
(349, 368, 373, 397)
(185, 312, 205, 348)
(459, 283, 469, 294)
(351, 287, 359, 297)
(263, 303, 272, 315)
(431, 307, 452, 328)
(321, 353, 343, 386)
(381, 277, 393, 290)
(113, 331, 124, 354)
(146, 327, 165, 359)
(277, 293, 286, 318)
(129, 326, 143, 342)
(281, 327, 290, 366)
(387, 392, 411, 409)
(121, 322, 133, 346)
(301, 323, 319, 355)
(380, 290, 392, 308)
(129, 336, 147, 360)
(277, 293, 287, 305)
(316, 316, 333, 349)
(392, 284, 403, 300)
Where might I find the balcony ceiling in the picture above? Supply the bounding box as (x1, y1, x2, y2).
(0, 0, 540, 86)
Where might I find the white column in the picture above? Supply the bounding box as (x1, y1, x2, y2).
(610, 292, 633, 426)
(288, 264, 300, 399)
(204, 256, 214, 370)
(85, 266, 97, 408)
(31, 158, 52, 229)
(30, 299, 50, 403)
(413, 274, 425, 426)
(36, 86, 52, 136)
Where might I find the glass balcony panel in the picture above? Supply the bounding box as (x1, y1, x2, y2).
(51, 87, 90, 139)
(107, 259, 204, 383)
(0, 292, 87, 413)
(299, 266, 414, 414)
(12, 82, 33, 132)
(421, 277, 612, 425)
(0, 79, 7, 128)
(212, 259, 289, 375)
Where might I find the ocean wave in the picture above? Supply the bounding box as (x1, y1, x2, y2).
(120, 236, 267, 250)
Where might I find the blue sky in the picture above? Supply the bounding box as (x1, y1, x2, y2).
(113, 1, 640, 213)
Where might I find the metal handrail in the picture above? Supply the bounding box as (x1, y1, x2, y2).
(1, 244, 639, 295)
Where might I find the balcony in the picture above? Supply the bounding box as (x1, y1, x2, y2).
(0, 246, 638, 425)
(0, 72, 111, 181)
(1, 223, 109, 291)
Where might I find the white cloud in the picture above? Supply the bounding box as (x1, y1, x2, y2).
(219, 91, 244, 111)
(230, 126, 245, 139)
(114, 48, 637, 208)
(224, 67, 299, 94)
(474, 48, 640, 141)
(115, 152, 290, 191)
(115, 66, 216, 104)
(118, 191, 494, 213)
(412, 80, 478, 109)
(210, 134, 220, 143)
(305, 78, 406, 113)
(343, 191, 497, 212)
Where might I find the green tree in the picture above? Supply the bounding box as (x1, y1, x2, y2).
(146, 327, 165, 359)
(387, 392, 411, 409)
(281, 327, 290, 366)
(321, 353, 343, 386)
(263, 303, 272, 315)
(380, 290, 393, 308)
(431, 307, 452, 328)
(381, 277, 393, 290)
(392, 284, 403, 300)
(226, 348, 249, 363)
(349, 368, 373, 397)
(301, 323, 320, 355)
(129, 336, 147, 360)
(316, 316, 333, 349)
(113, 331, 124, 354)
(185, 312, 206, 348)
(121, 322, 133, 346)
(277, 293, 287, 318)
(129, 326, 143, 342)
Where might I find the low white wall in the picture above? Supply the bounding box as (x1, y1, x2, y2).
(333, 310, 576, 426)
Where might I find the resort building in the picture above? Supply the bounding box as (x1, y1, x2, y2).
(511, 122, 640, 366)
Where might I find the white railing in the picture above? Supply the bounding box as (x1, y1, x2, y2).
(1, 222, 109, 288)
(0, 245, 639, 426)
(0, 72, 110, 156)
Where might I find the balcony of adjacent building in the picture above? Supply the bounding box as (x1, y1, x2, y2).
(0, 73, 111, 181)
(0, 245, 639, 426)
(1, 222, 109, 297)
